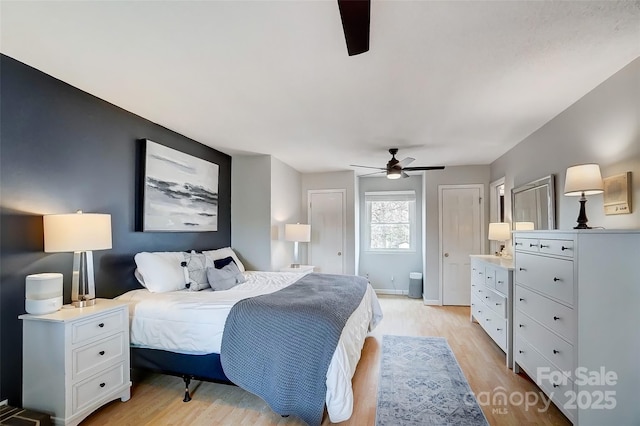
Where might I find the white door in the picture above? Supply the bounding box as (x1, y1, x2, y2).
(308, 190, 345, 274)
(439, 185, 484, 305)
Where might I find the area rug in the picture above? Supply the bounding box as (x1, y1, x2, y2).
(375, 335, 488, 426)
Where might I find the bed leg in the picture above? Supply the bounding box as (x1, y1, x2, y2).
(183, 375, 192, 402)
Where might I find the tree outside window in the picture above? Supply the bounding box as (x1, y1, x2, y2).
(365, 191, 416, 252)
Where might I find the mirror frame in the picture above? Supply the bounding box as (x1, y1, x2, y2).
(511, 175, 556, 230)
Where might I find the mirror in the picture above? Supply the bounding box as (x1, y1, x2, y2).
(511, 175, 556, 230)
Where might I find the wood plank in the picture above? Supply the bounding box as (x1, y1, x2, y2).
(84, 296, 571, 425)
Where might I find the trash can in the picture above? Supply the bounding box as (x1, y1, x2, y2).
(408, 272, 422, 298)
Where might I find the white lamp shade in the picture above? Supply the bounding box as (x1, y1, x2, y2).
(514, 221, 535, 231)
(284, 224, 311, 242)
(488, 222, 511, 241)
(44, 212, 112, 252)
(564, 164, 604, 196)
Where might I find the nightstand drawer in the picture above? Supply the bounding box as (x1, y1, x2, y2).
(72, 309, 125, 345)
(73, 333, 125, 380)
(73, 363, 125, 414)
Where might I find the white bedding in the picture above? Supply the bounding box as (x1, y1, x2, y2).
(116, 271, 383, 422)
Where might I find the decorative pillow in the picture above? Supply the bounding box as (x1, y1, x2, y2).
(214, 256, 236, 269)
(134, 252, 187, 293)
(183, 251, 212, 291)
(202, 247, 246, 272)
(206, 262, 246, 291)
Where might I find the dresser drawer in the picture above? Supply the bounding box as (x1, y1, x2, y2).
(73, 333, 125, 380)
(471, 294, 485, 323)
(484, 287, 507, 318)
(72, 363, 125, 414)
(470, 260, 484, 287)
(515, 310, 574, 374)
(515, 285, 575, 343)
(484, 265, 497, 288)
(72, 309, 125, 345)
(514, 237, 540, 253)
(539, 239, 574, 258)
(495, 268, 509, 295)
(484, 314, 507, 352)
(515, 336, 576, 423)
(515, 253, 574, 305)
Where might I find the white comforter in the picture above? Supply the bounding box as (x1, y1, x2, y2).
(116, 271, 383, 422)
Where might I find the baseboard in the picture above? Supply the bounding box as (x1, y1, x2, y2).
(0, 399, 8, 406)
(423, 299, 441, 305)
(375, 289, 408, 296)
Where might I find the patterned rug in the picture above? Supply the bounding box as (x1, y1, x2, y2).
(375, 335, 489, 426)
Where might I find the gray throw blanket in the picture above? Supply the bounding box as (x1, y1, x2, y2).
(220, 273, 368, 426)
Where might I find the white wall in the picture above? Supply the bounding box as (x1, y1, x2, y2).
(270, 156, 302, 271)
(231, 155, 272, 270)
(301, 171, 357, 274)
(491, 57, 640, 231)
(424, 166, 491, 302)
(358, 175, 423, 294)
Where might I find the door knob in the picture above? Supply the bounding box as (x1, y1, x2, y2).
(337, 252, 342, 256)
(444, 253, 449, 257)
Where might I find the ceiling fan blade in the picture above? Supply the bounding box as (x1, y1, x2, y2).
(402, 171, 410, 179)
(350, 164, 385, 170)
(398, 157, 415, 167)
(403, 166, 446, 171)
(337, 0, 370, 56)
(359, 170, 386, 177)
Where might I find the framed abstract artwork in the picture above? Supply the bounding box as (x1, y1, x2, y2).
(140, 139, 219, 231)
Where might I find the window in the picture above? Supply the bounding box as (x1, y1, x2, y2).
(365, 191, 416, 252)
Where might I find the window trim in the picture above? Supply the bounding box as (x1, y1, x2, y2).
(364, 190, 416, 253)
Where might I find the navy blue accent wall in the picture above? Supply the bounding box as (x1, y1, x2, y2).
(0, 55, 232, 404)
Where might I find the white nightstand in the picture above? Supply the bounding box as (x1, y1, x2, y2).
(20, 299, 131, 425)
(280, 265, 316, 273)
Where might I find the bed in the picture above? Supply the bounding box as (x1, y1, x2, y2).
(116, 266, 383, 424)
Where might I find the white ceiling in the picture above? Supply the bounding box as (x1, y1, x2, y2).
(2, 1, 639, 174)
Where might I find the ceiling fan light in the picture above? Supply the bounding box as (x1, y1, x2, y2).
(387, 168, 402, 179)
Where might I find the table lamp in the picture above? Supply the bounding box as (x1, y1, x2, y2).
(488, 222, 511, 258)
(285, 223, 311, 268)
(564, 164, 603, 229)
(43, 211, 112, 307)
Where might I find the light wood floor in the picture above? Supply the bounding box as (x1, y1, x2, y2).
(84, 296, 571, 425)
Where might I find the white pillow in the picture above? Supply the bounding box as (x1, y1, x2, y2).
(202, 247, 246, 272)
(134, 252, 187, 293)
(183, 251, 212, 291)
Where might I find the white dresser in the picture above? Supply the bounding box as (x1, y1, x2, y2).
(470, 255, 514, 368)
(513, 230, 640, 425)
(20, 299, 131, 425)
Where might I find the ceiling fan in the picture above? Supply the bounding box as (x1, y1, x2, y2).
(337, 0, 370, 56)
(350, 148, 445, 179)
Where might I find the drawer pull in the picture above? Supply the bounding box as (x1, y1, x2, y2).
(472, 268, 476, 271)
(485, 318, 490, 321)
(98, 323, 105, 328)
(471, 284, 475, 287)
(487, 276, 492, 279)
(553, 316, 560, 321)
(99, 350, 105, 356)
(553, 277, 561, 282)
(529, 243, 538, 248)
(495, 303, 501, 306)
(553, 349, 560, 354)
(479, 272, 483, 275)
(519, 298, 525, 302)
(519, 267, 526, 271)
(519, 324, 524, 328)
(561, 246, 570, 251)
(99, 382, 106, 388)
(497, 280, 504, 284)
(519, 350, 524, 354)
(496, 328, 502, 331)
(485, 296, 489, 299)
(540, 244, 549, 248)
(515, 242, 522, 246)
(553, 383, 559, 388)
